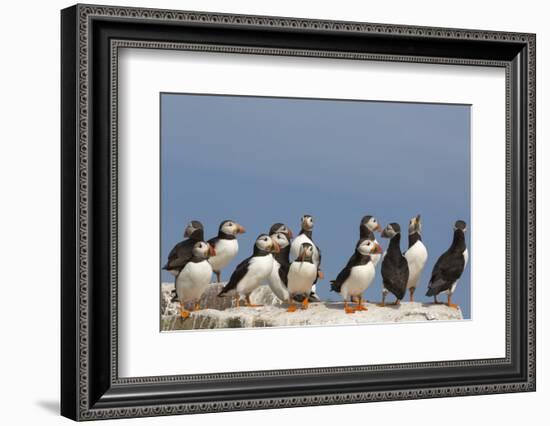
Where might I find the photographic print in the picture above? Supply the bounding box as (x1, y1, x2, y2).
(160, 93, 471, 331)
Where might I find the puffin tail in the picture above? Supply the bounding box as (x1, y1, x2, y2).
(329, 280, 337, 292)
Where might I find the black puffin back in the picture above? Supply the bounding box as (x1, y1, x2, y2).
(426, 229, 467, 296)
(381, 233, 409, 300)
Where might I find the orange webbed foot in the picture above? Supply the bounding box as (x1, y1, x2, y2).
(180, 310, 190, 319)
(344, 303, 356, 314)
(287, 304, 297, 313)
(447, 303, 459, 309)
(355, 305, 368, 312)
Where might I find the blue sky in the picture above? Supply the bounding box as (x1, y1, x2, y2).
(160, 93, 471, 318)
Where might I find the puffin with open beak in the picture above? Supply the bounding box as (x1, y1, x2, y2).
(286, 243, 319, 312)
(290, 215, 323, 302)
(426, 220, 468, 309)
(218, 234, 279, 307)
(175, 240, 216, 318)
(207, 220, 246, 282)
(331, 238, 382, 313)
(404, 214, 428, 302)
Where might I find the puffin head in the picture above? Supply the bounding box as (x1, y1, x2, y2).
(192, 241, 216, 260)
(270, 232, 290, 250)
(269, 223, 293, 239)
(219, 220, 246, 236)
(360, 215, 383, 234)
(454, 220, 467, 233)
(184, 220, 204, 239)
(297, 242, 314, 261)
(356, 238, 383, 256)
(300, 215, 314, 232)
(408, 214, 422, 235)
(255, 234, 280, 254)
(381, 223, 401, 239)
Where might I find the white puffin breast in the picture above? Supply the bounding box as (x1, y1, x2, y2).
(287, 262, 317, 294)
(340, 263, 376, 300)
(404, 240, 428, 289)
(236, 254, 274, 296)
(290, 234, 320, 266)
(176, 260, 213, 303)
(208, 239, 239, 272)
(267, 261, 290, 302)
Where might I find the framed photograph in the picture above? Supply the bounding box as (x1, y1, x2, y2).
(61, 4, 536, 421)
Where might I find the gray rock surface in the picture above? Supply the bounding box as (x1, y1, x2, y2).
(160, 283, 463, 331)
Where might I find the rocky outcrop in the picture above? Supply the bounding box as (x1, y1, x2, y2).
(161, 283, 463, 331)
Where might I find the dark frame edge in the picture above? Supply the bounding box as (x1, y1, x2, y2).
(61, 4, 79, 422)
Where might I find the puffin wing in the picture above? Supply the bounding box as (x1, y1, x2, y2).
(330, 253, 356, 293)
(381, 256, 409, 299)
(218, 256, 251, 295)
(163, 239, 193, 271)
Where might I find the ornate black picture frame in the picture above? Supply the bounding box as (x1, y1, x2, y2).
(61, 4, 536, 421)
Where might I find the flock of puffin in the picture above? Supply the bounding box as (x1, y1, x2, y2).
(163, 215, 468, 318)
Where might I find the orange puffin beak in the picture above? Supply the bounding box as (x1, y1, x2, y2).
(209, 244, 216, 257)
(287, 228, 294, 239)
(237, 224, 246, 234)
(271, 240, 280, 253)
(376, 223, 383, 232)
(374, 243, 383, 254)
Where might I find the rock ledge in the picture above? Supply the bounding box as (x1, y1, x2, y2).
(161, 283, 463, 331)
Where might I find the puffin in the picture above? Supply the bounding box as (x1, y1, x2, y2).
(404, 214, 428, 302)
(286, 243, 318, 312)
(175, 240, 215, 318)
(380, 223, 409, 306)
(163, 220, 204, 276)
(426, 220, 468, 309)
(290, 215, 323, 302)
(359, 215, 383, 266)
(162, 220, 204, 302)
(218, 234, 280, 307)
(330, 238, 382, 313)
(269, 223, 294, 240)
(207, 220, 246, 282)
(267, 232, 291, 302)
